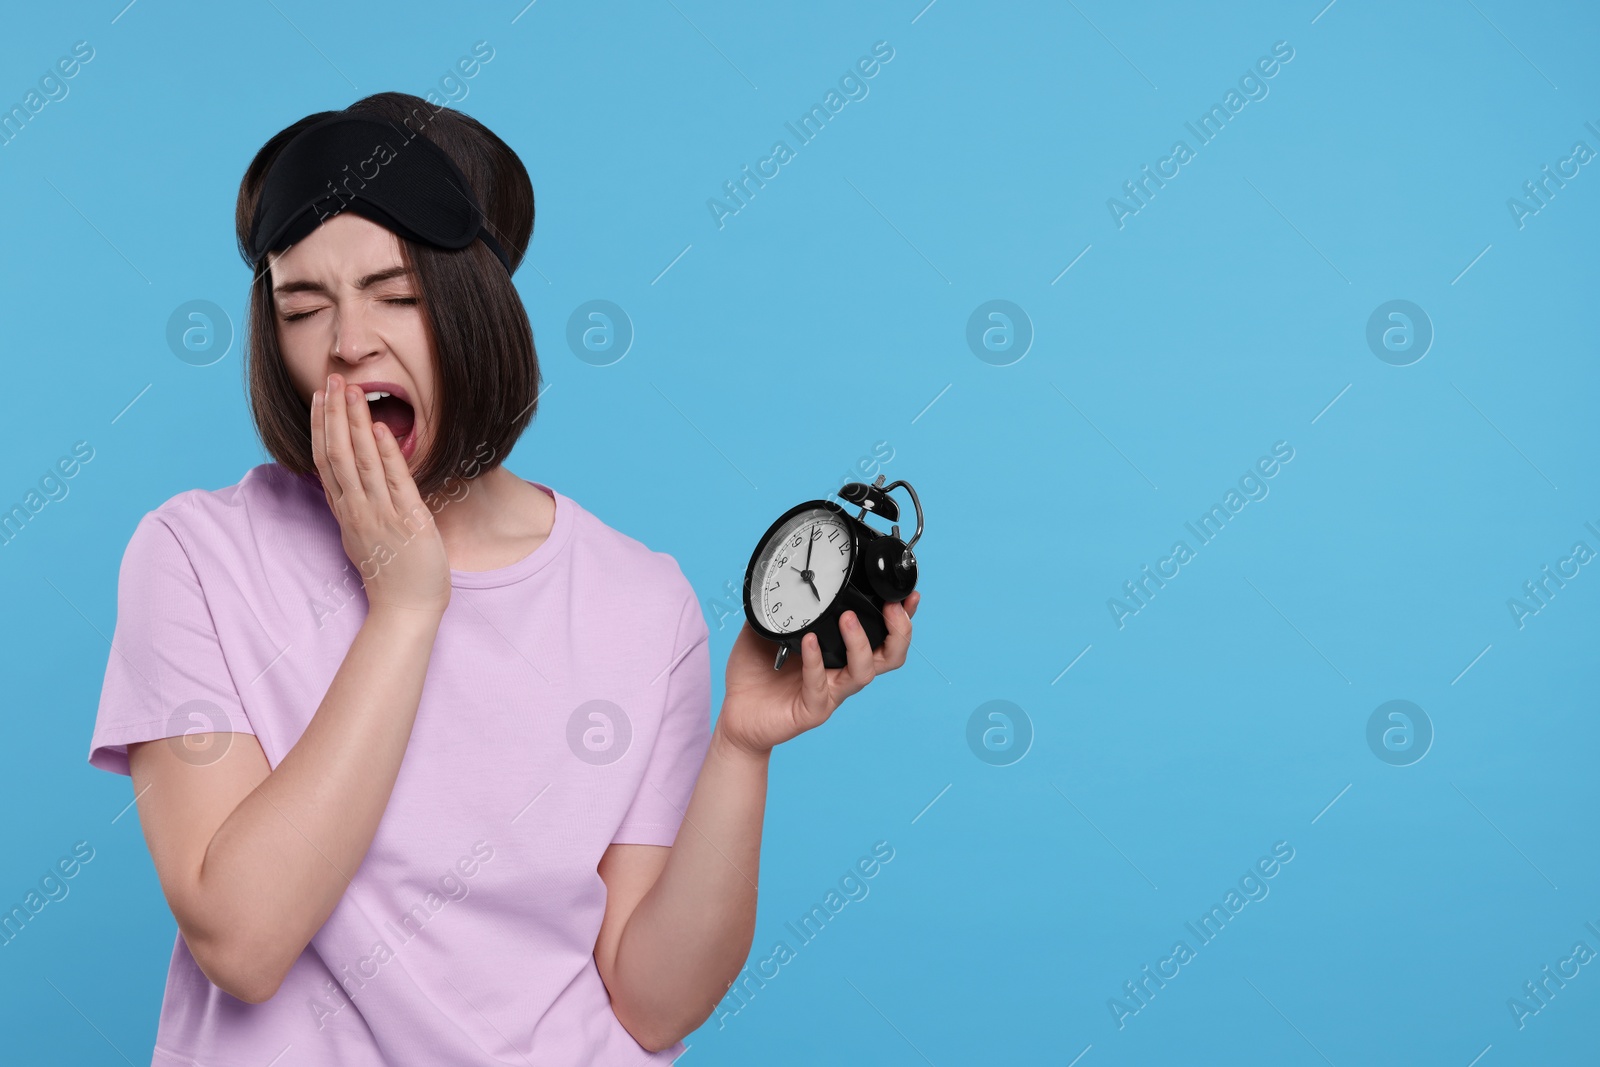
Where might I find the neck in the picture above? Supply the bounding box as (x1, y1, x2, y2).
(429, 464, 543, 556)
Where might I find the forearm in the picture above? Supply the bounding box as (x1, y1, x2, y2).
(609, 718, 770, 1049)
(193, 607, 440, 989)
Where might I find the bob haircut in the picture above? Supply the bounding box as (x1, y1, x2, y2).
(233, 91, 539, 501)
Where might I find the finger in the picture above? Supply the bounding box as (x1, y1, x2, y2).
(343, 383, 394, 508)
(309, 388, 340, 504)
(836, 611, 876, 695)
(797, 631, 831, 723)
(878, 599, 913, 672)
(375, 421, 429, 526)
(324, 374, 362, 506)
(904, 591, 921, 619)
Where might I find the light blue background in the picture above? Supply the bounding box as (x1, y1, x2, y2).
(2, 1, 1597, 1064)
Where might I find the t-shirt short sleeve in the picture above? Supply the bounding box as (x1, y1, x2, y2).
(611, 584, 712, 846)
(87, 510, 255, 777)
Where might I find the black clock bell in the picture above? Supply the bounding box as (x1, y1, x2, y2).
(741, 474, 924, 670)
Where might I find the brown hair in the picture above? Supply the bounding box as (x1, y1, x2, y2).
(234, 92, 539, 500)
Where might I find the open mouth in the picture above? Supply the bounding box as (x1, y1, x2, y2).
(363, 391, 417, 456)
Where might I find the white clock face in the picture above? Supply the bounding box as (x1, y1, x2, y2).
(755, 508, 853, 634)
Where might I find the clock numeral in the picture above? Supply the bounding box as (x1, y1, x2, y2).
(838, 542, 849, 556)
(827, 529, 840, 544)
(770, 601, 782, 614)
(776, 554, 789, 567)
(789, 533, 803, 548)
(781, 615, 793, 628)
(764, 580, 779, 593)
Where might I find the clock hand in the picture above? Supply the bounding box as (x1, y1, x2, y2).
(801, 531, 821, 596)
(789, 566, 821, 600)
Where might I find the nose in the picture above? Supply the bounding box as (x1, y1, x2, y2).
(329, 299, 383, 367)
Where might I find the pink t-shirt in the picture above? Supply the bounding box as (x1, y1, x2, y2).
(88, 462, 711, 1066)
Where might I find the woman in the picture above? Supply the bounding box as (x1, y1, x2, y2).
(87, 92, 919, 1065)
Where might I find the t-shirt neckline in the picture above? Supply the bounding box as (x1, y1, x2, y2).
(448, 479, 573, 589)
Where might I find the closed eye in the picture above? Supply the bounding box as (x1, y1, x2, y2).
(281, 297, 418, 323)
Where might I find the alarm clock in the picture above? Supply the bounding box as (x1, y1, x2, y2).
(742, 474, 924, 670)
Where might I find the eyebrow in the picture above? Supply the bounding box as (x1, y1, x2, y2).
(273, 266, 413, 297)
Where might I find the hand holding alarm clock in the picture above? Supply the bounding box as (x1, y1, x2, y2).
(715, 474, 923, 758)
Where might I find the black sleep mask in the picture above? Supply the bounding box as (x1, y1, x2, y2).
(245, 111, 513, 275)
